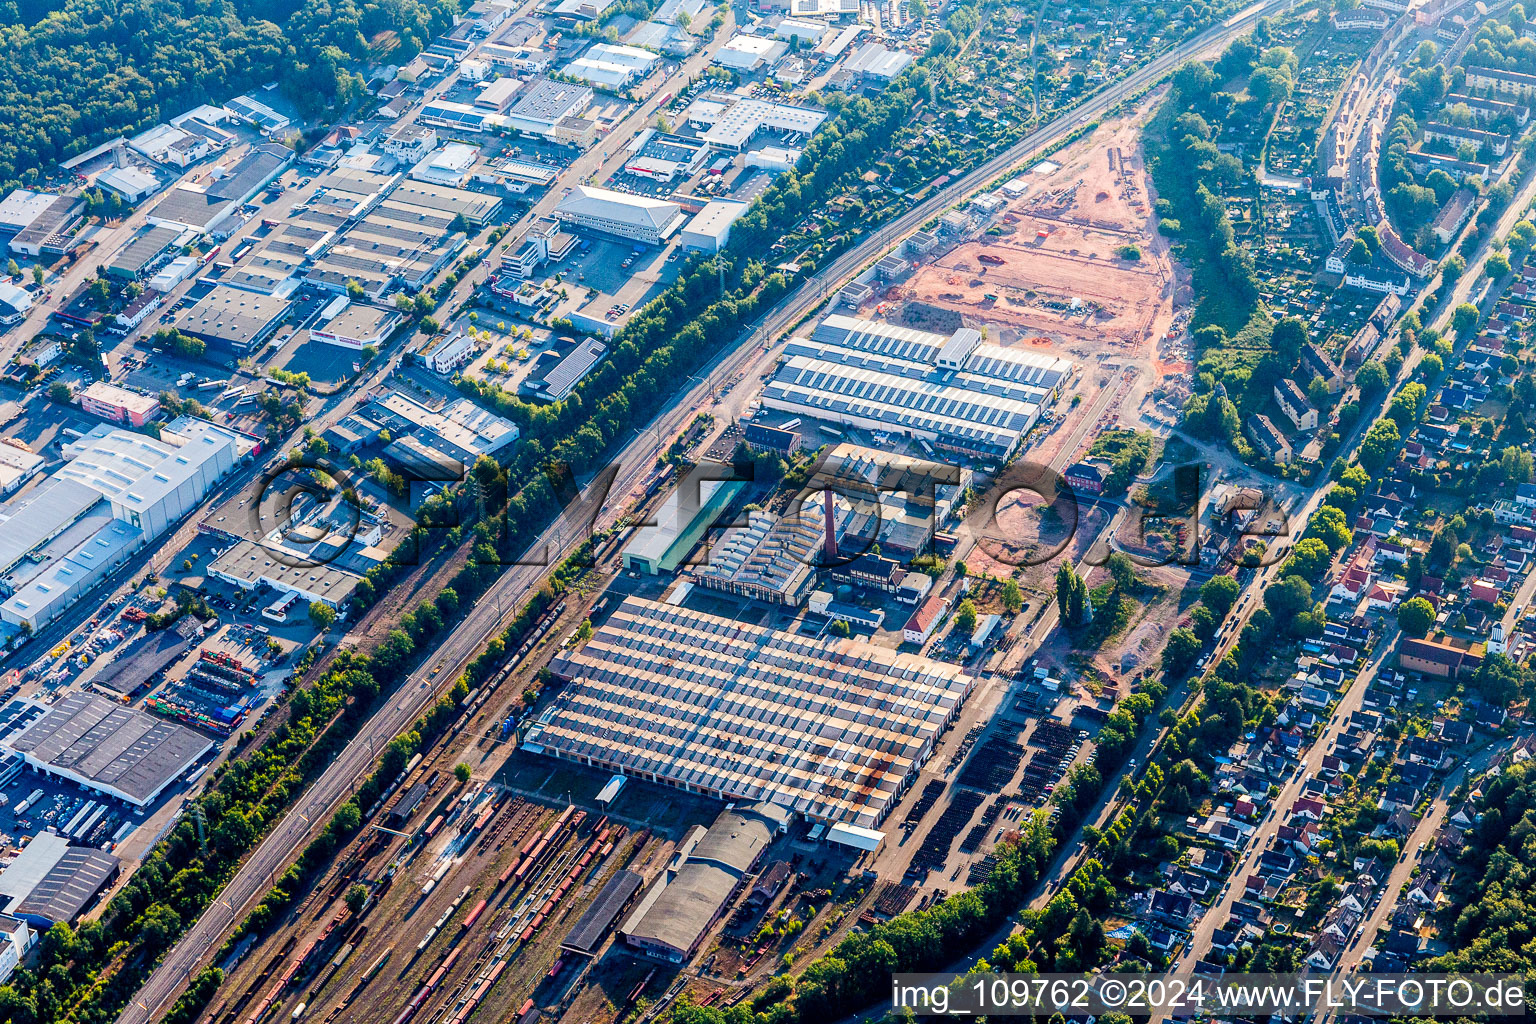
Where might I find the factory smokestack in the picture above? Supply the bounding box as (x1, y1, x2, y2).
(822, 486, 836, 564)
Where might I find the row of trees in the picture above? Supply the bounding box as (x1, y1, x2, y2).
(0, 0, 461, 190)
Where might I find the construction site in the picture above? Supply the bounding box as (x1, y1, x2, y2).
(896, 114, 1179, 373)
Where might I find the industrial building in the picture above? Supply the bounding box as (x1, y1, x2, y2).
(0, 189, 64, 239)
(225, 94, 292, 133)
(554, 185, 686, 244)
(129, 122, 214, 167)
(0, 832, 120, 933)
(0, 443, 42, 497)
(105, 225, 183, 281)
(561, 869, 644, 957)
(843, 42, 914, 85)
(564, 43, 660, 87)
(679, 199, 750, 252)
(8, 191, 85, 257)
(0, 282, 32, 325)
(683, 96, 827, 151)
(530, 596, 972, 827)
(306, 177, 493, 298)
(531, 337, 607, 401)
(619, 802, 788, 961)
(775, 17, 826, 41)
(507, 79, 595, 141)
(759, 315, 1071, 460)
(0, 421, 240, 630)
(367, 391, 520, 469)
(409, 143, 480, 186)
(620, 474, 745, 574)
(171, 286, 291, 352)
(807, 442, 970, 558)
(147, 143, 292, 235)
(78, 382, 160, 427)
(4, 692, 214, 808)
(95, 166, 161, 204)
(417, 100, 495, 134)
(713, 34, 787, 71)
(208, 498, 385, 608)
(691, 504, 824, 606)
(307, 298, 403, 350)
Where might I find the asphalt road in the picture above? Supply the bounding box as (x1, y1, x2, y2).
(115, 3, 1301, 1020)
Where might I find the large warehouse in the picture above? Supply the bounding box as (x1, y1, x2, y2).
(528, 597, 972, 827)
(620, 802, 787, 961)
(759, 314, 1072, 461)
(0, 832, 120, 931)
(554, 185, 686, 244)
(0, 422, 240, 630)
(172, 286, 291, 352)
(3, 693, 214, 808)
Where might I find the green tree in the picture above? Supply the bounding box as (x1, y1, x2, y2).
(955, 598, 978, 634)
(1106, 552, 1137, 591)
(308, 601, 336, 631)
(1200, 574, 1239, 616)
(453, 762, 472, 783)
(1164, 627, 1202, 673)
(1397, 596, 1435, 637)
(1271, 316, 1307, 366)
(1359, 419, 1401, 471)
(1264, 574, 1315, 624)
(1357, 360, 1390, 396)
(1001, 579, 1024, 613)
(344, 883, 368, 915)
(1452, 302, 1480, 339)
(1304, 504, 1353, 553)
(31, 265, 43, 287)
(48, 381, 72, 403)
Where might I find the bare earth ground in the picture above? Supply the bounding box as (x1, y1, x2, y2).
(891, 112, 1179, 375)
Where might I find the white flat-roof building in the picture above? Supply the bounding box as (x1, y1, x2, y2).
(383, 124, 439, 164)
(410, 142, 479, 186)
(555, 185, 686, 243)
(225, 94, 291, 134)
(507, 79, 595, 139)
(308, 298, 403, 350)
(843, 41, 913, 84)
(96, 166, 161, 203)
(746, 145, 801, 172)
(0, 282, 32, 325)
(476, 77, 524, 111)
(565, 43, 661, 87)
(713, 34, 787, 71)
(0, 189, 59, 237)
(679, 199, 750, 252)
(685, 97, 828, 151)
(59, 422, 239, 540)
(78, 381, 160, 426)
(368, 391, 520, 465)
(789, 0, 859, 14)
(775, 17, 826, 41)
(0, 442, 42, 497)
